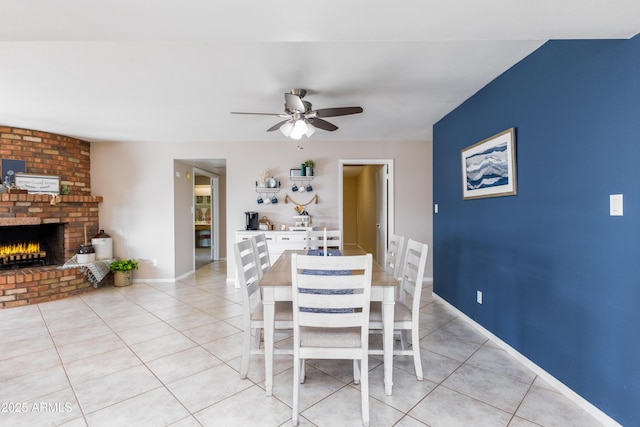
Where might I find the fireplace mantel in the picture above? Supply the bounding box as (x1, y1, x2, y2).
(0, 194, 103, 226)
(0, 194, 102, 204)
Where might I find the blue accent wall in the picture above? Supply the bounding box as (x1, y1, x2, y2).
(433, 35, 639, 426)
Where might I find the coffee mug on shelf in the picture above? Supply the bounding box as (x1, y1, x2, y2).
(298, 185, 306, 193)
(271, 196, 278, 204)
(257, 196, 264, 204)
(305, 184, 313, 192)
(292, 184, 298, 192)
(264, 197, 271, 204)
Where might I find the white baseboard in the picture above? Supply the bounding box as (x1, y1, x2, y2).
(132, 278, 180, 284)
(433, 292, 621, 427)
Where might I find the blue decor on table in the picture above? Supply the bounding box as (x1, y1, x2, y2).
(306, 249, 341, 257)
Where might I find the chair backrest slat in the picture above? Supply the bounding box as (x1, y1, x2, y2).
(305, 230, 343, 253)
(251, 233, 271, 279)
(297, 274, 364, 290)
(398, 239, 429, 309)
(385, 234, 405, 279)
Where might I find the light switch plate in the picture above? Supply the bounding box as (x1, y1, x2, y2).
(610, 194, 623, 216)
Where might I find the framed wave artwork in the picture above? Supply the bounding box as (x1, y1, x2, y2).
(461, 128, 517, 200)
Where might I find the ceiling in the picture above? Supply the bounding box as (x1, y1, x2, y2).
(0, 1, 638, 157)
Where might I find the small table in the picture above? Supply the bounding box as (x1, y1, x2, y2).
(260, 250, 399, 396)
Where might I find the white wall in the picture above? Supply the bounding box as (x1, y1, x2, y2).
(91, 139, 432, 281)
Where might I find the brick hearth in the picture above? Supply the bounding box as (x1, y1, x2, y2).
(0, 126, 107, 308)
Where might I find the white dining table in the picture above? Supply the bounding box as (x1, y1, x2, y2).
(259, 250, 399, 396)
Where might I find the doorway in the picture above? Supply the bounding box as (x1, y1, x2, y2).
(194, 168, 220, 269)
(339, 159, 394, 265)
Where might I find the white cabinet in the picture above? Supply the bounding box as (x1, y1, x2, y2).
(235, 230, 307, 262)
(276, 233, 307, 251)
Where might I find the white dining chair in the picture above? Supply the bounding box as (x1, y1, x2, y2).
(251, 233, 271, 279)
(369, 239, 429, 381)
(305, 230, 324, 251)
(385, 233, 405, 280)
(325, 230, 342, 252)
(234, 240, 292, 379)
(305, 230, 343, 253)
(291, 253, 373, 426)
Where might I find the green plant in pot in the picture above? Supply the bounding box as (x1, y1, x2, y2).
(303, 159, 315, 176)
(109, 259, 138, 287)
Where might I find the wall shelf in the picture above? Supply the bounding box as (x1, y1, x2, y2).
(255, 187, 280, 194)
(289, 176, 314, 183)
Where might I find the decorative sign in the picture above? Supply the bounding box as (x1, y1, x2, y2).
(15, 174, 60, 194)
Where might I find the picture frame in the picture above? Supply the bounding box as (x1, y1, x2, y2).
(1, 159, 26, 187)
(14, 173, 60, 194)
(461, 128, 517, 200)
(290, 168, 302, 177)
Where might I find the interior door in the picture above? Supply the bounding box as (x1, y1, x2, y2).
(375, 165, 387, 266)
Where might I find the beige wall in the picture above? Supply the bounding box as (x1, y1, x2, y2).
(91, 139, 432, 282)
(174, 160, 194, 275)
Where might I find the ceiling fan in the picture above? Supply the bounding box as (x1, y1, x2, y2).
(231, 89, 363, 140)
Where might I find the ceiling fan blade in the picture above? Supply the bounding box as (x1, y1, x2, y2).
(266, 120, 288, 132)
(285, 93, 306, 113)
(314, 106, 363, 118)
(310, 118, 338, 131)
(231, 112, 288, 117)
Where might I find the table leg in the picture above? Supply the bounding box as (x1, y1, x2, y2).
(382, 286, 395, 396)
(262, 288, 275, 396)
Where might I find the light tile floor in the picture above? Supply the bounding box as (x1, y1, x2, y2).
(0, 261, 606, 426)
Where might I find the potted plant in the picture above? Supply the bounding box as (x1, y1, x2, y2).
(303, 160, 315, 176)
(109, 258, 138, 287)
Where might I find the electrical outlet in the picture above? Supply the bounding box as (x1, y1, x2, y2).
(476, 290, 483, 304)
(152, 258, 158, 266)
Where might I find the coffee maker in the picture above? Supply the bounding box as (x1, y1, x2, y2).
(245, 211, 259, 230)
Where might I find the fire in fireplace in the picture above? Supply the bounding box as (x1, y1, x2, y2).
(0, 224, 64, 269)
(0, 241, 47, 268)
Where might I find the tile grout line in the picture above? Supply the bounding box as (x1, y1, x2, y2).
(37, 299, 91, 426)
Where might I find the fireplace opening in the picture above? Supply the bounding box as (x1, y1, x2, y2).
(0, 224, 65, 269)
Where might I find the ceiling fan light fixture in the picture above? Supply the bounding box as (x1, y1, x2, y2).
(290, 119, 308, 140)
(280, 120, 294, 137)
(305, 122, 316, 138)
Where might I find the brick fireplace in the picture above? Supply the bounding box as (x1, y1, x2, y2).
(0, 126, 107, 308)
